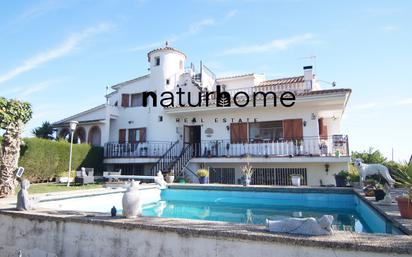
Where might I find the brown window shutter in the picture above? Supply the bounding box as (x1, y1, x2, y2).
(119, 129, 126, 143)
(318, 118, 328, 140)
(238, 123, 248, 143)
(283, 120, 293, 140)
(292, 119, 303, 140)
(139, 128, 147, 142)
(128, 129, 137, 143)
(283, 119, 303, 140)
(230, 123, 248, 143)
(230, 123, 239, 143)
(121, 94, 129, 107)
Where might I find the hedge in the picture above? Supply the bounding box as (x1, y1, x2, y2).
(5, 138, 103, 182)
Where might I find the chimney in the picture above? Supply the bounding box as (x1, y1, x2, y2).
(303, 66, 313, 90)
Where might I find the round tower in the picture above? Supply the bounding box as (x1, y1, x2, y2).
(147, 42, 186, 92)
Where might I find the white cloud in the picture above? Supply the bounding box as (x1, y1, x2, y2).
(0, 80, 59, 98)
(221, 33, 314, 55)
(224, 9, 238, 20)
(0, 23, 114, 84)
(185, 19, 216, 36)
(129, 18, 215, 52)
(397, 98, 412, 105)
(381, 25, 399, 32)
(17, 0, 66, 22)
(129, 9, 237, 52)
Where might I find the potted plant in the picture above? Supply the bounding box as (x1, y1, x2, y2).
(335, 170, 349, 187)
(393, 162, 412, 218)
(349, 166, 361, 188)
(374, 183, 386, 201)
(241, 160, 254, 186)
(165, 170, 175, 183)
(197, 168, 209, 184)
(290, 174, 303, 186)
(295, 140, 303, 155)
(226, 143, 230, 157)
(140, 147, 148, 157)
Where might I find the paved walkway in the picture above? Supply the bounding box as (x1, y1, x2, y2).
(356, 187, 412, 235)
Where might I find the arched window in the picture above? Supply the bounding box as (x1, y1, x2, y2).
(58, 128, 70, 140)
(88, 126, 102, 146)
(73, 127, 87, 144)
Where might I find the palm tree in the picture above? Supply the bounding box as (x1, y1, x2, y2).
(32, 121, 55, 140)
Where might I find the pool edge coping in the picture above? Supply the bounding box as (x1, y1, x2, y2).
(1, 209, 412, 255)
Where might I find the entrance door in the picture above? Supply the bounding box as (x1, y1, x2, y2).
(184, 125, 201, 157)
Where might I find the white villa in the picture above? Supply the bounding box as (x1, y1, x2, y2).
(53, 45, 351, 186)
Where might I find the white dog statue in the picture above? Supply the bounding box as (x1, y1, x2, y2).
(354, 159, 395, 187)
(266, 215, 334, 236)
(154, 171, 167, 189)
(122, 180, 142, 218)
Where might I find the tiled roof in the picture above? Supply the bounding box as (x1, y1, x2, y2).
(52, 104, 106, 126)
(217, 73, 256, 80)
(164, 88, 351, 109)
(258, 76, 304, 87)
(147, 46, 187, 60)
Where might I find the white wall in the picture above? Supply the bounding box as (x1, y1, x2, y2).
(0, 213, 403, 257)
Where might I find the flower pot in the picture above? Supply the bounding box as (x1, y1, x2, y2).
(374, 189, 386, 201)
(244, 175, 252, 186)
(350, 182, 360, 188)
(335, 175, 348, 187)
(165, 175, 174, 183)
(199, 177, 209, 184)
(396, 197, 412, 218)
(291, 176, 301, 186)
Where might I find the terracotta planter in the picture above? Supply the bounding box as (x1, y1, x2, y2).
(396, 197, 412, 218)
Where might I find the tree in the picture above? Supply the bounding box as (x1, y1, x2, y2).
(351, 147, 387, 164)
(0, 97, 32, 197)
(32, 121, 55, 140)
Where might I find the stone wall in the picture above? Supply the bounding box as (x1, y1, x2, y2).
(0, 212, 409, 257)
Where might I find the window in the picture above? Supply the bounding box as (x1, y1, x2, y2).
(130, 93, 143, 107)
(249, 121, 283, 142)
(154, 57, 160, 66)
(128, 128, 147, 143)
(166, 79, 170, 85)
(158, 116, 163, 122)
(119, 129, 126, 143)
(121, 94, 129, 107)
(128, 129, 140, 143)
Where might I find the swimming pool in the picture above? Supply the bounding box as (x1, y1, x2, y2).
(38, 187, 403, 235)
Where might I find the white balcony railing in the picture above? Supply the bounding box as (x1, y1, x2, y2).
(191, 135, 349, 158)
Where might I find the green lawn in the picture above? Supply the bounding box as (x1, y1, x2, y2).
(27, 183, 103, 194)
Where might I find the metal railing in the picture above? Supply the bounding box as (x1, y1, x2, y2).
(170, 144, 194, 179)
(191, 135, 349, 158)
(149, 141, 181, 175)
(104, 141, 175, 158)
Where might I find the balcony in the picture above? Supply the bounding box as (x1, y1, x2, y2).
(191, 135, 349, 158)
(104, 141, 175, 158)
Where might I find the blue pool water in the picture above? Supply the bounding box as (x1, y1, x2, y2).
(141, 189, 403, 234)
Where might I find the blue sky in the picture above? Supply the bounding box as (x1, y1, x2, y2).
(0, 0, 411, 161)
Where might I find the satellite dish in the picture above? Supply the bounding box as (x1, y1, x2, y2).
(16, 167, 25, 178)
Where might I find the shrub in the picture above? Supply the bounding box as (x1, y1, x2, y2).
(17, 138, 103, 182)
(197, 169, 209, 177)
(335, 170, 349, 178)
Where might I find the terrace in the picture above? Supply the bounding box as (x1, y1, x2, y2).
(103, 135, 349, 159)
